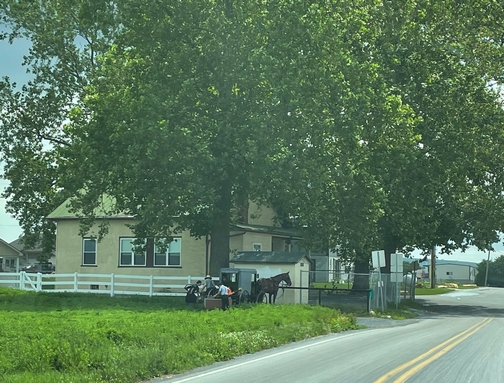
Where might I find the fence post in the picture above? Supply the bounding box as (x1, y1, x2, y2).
(37, 272, 42, 292)
(318, 289, 322, 306)
(110, 274, 115, 297)
(367, 290, 371, 312)
(299, 270, 303, 304)
(149, 275, 153, 296)
(73, 272, 78, 292)
(20, 271, 25, 290)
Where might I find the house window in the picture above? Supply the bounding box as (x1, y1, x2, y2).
(120, 238, 146, 266)
(82, 238, 97, 266)
(446, 271, 453, 276)
(253, 243, 262, 251)
(154, 238, 181, 267)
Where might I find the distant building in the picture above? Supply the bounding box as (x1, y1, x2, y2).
(9, 237, 56, 267)
(421, 260, 478, 284)
(0, 238, 22, 272)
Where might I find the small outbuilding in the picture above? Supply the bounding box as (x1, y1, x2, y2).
(230, 251, 311, 304)
(0, 238, 22, 272)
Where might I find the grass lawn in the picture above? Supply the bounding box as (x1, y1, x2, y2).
(368, 300, 423, 320)
(415, 287, 456, 295)
(415, 284, 479, 295)
(0, 287, 358, 383)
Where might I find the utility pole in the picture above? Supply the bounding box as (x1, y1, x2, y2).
(430, 246, 436, 289)
(484, 250, 491, 287)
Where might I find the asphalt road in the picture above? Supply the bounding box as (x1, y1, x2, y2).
(148, 287, 504, 383)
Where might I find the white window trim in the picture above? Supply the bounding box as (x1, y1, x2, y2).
(119, 238, 147, 267)
(154, 238, 182, 267)
(82, 238, 97, 266)
(252, 243, 262, 252)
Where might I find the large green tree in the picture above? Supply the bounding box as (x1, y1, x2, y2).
(1, 0, 392, 275)
(0, 1, 119, 254)
(2, 0, 504, 280)
(269, 0, 504, 288)
(68, 0, 402, 276)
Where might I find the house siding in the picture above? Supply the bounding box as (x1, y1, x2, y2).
(55, 219, 206, 277)
(0, 240, 21, 272)
(248, 202, 276, 226)
(434, 264, 477, 283)
(242, 232, 273, 252)
(0, 241, 20, 257)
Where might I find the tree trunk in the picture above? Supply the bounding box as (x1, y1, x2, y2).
(352, 259, 370, 290)
(208, 179, 232, 277)
(381, 228, 400, 274)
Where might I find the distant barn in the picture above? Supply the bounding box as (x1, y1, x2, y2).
(421, 260, 478, 284)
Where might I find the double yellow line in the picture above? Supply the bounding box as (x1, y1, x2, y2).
(374, 317, 492, 383)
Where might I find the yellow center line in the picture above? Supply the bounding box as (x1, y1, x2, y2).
(373, 317, 492, 383)
(393, 317, 492, 383)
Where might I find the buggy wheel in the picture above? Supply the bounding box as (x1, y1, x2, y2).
(239, 290, 250, 304)
(256, 292, 268, 303)
(204, 287, 218, 298)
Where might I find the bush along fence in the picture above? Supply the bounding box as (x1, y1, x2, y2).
(0, 271, 204, 296)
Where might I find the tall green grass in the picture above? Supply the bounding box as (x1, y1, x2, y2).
(0, 287, 357, 383)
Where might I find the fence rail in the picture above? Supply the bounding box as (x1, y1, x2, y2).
(1, 271, 402, 312)
(284, 286, 372, 312)
(0, 272, 206, 297)
(304, 270, 417, 310)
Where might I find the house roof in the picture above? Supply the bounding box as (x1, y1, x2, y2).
(421, 259, 478, 268)
(230, 251, 309, 264)
(9, 238, 43, 254)
(47, 195, 133, 220)
(0, 238, 22, 257)
(230, 223, 301, 238)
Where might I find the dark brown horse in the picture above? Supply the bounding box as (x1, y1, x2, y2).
(256, 272, 292, 304)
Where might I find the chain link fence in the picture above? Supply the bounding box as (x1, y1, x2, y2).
(302, 270, 417, 311)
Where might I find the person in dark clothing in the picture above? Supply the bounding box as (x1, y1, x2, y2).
(202, 274, 217, 298)
(185, 280, 202, 305)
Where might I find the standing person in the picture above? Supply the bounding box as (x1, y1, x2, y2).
(202, 274, 216, 297)
(185, 280, 202, 305)
(214, 280, 230, 311)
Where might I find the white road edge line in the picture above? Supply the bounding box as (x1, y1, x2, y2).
(169, 332, 360, 382)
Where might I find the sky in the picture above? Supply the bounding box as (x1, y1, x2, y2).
(0, 27, 503, 263)
(0, 29, 32, 243)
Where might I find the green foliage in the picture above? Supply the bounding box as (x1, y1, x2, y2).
(415, 287, 454, 295)
(475, 255, 504, 287)
(415, 280, 431, 289)
(0, 288, 357, 382)
(2, 0, 504, 272)
(271, 0, 504, 265)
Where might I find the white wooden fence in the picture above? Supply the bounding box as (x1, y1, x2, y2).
(0, 271, 207, 297)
